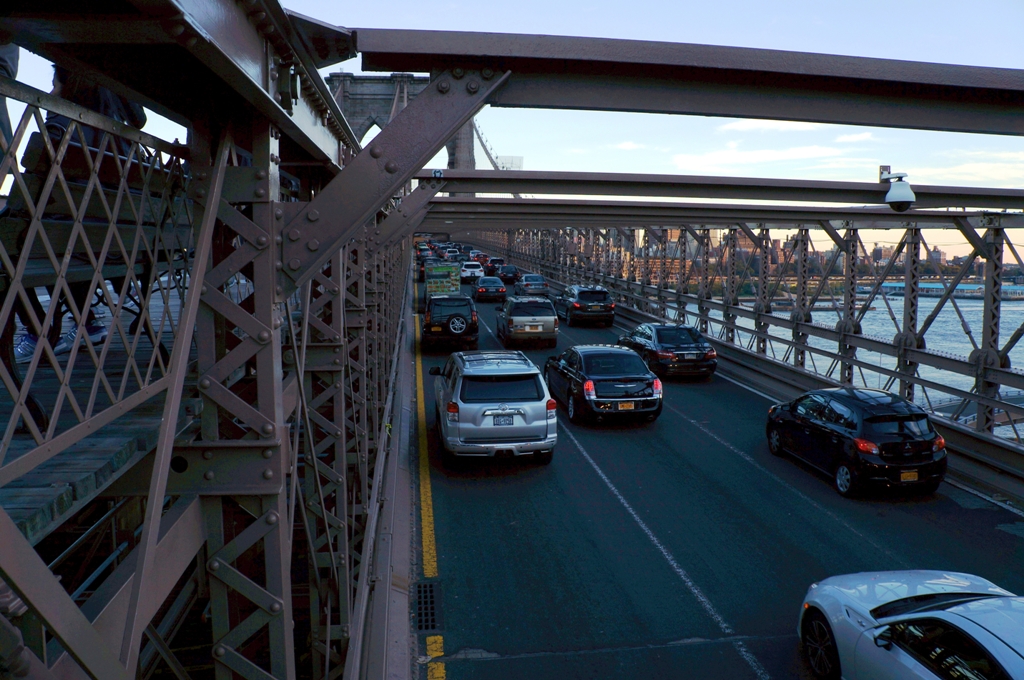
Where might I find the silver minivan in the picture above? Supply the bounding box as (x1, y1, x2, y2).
(495, 296, 559, 349)
(429, 351, 556, 466)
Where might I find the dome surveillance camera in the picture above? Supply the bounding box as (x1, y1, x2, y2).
(884, 179, 916, 212)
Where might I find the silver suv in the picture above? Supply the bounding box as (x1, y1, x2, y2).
(495, 296, 559, 348)
(429, 351, 556, 467)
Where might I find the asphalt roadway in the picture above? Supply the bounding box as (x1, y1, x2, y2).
(412, 281, 1024, 680)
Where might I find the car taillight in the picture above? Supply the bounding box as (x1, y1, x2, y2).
(932, 435, 946, 452)
(704, 348, 717, 359)
(508, 319, 514, 329)
(583, 380, 595, 399)
(610, 302, 616, 309)
(478, 288, 485, 292)
(471, 311, 478, 323)
(655, 350, 675, 360)
(547, 398, 557, 419)
(573, 302, 581, 308)
(554, 317, 559, 328)
(424, 311, 431, 324)
(446, 401, 459, 422)
(653, 378, 663, 398)
(499, 287, 506, 292)
(854, 438, 879, 455)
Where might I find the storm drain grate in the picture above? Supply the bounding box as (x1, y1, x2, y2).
(415, 581, 442, 632)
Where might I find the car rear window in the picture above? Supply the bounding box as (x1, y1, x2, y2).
(460, 375, 543, 403)
(578, 290, 610, 302)
(863, 415, 933, 436)
(431, 300, 472, 314)
(479, 277, 502, 285)
(488, 258, 504, 265)
(511, 302, 555, 317)
(463, 262, 481, 269)
(656, 327, 702, 344)
(583, 353, 649, 375)
(523, 275, 545, 283)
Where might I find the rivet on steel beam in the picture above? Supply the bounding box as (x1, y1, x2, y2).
(274, 92, 282, 103)
(482, 68, 494, 80)
(255, 188, 266, 198)
(466, 81, 480, 94)
(275, 285, 283, 294)
(255, 169, 266, 180)
(273, 318, 282, 328)
(437, 80, 450, 94)
(199, 379, 211, 389)
(334, 382, 341, 388)
(204, 471, 215, 480)
(256, 235, 268, 246)
(262, 423, 276, 435)
(196, 188, 206, 198)
(308, 501, 316, 508)
(168, 24, 186, 37)
(305, 454, 314, 463)
(331, 287, 340, 294)
(385, 161, 399, 174)
(275, 208, 283, 219)
(263, 469, 274, 480)
(249, 10, 266, 20)
(335, 430, 342, 437)
(202, 450, 213, 460)
(208, 560, 220, 572)
(275, 261, 283, 270)
(307, 210, 320, 221)
(263, 449, 274, 459)
(201, 285, 208, 295)
(369, 146, 383, 159)
(452, 67, 465, 79)
(184, 36, 197, 48)
(270, 602, 282, 613)
(266, 512, 279, 525)
(288, 229, 301, 241)
(307, 239, 320, 251)
(288, 258, 301, 270)
(333, 358, 341, 365)
(213, 646, 226, 657)
(258, 330, 271, 342)
(270, 69, 278, 81)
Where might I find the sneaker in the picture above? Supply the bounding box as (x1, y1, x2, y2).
(54, 324, 108, 355)
(14, 334, 38, 364)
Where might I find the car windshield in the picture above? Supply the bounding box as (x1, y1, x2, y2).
(523, 275, 545, 283)
(656, 327, 702, 344)
(583, 353, 649, 376)
(510, 302, 555, 317)
(864, 415, 933, 436)
(460, 374, 543, 403)
(431, 300, 472, 315)
(478, 277, 502, 286)
(578, 290, 610, 302)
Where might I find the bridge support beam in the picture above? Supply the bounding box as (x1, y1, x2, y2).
(975, 226, 1004, 433)
(839, 225, 859, 386)
(791, 229, 810, 369)
(755, 226, 771, 356)
(897, 226, 922, 400)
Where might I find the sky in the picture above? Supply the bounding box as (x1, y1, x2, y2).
(8, 0, 1024, 256)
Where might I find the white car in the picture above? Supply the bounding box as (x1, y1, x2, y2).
(460, 261, 484, 283)
(799, 570, 1024, 679)
(444, 248, 460, 260)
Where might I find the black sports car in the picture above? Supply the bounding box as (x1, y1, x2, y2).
(544, 345, 662, 423)
(766, 388, 947, 497)
(617, 324, 717, 378)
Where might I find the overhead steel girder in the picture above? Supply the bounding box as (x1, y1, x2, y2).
(415, 170, 1024, 210)
(419, 197, 1024, 229)
(8, 0, 356, 166)
(356, 28, 1024, 136)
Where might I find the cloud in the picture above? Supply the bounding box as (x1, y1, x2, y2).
(836, 132, 874, 143)
(613, 141, 645, 150)
(908, 161, 1024, 188)
(672, 145, 845, 173)
(716, 120, 821, 132)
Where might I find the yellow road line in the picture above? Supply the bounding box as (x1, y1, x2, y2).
(415, 284, 439, 579)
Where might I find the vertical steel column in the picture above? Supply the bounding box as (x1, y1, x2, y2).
(676, 230, 688, 324)
(723, 228, 738, 343)
(697, 229, 711, 334)
(791, 229, 810, 369)
(975, 226, 1004, 433)
(839, 225, 859, 385)
(755, 226, 771, 355)
(897, 225, 921, 400)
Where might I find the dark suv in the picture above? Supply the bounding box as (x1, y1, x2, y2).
(766, 388, 947, 497)
(484, 257, 506, 276)
(555, 286, 616, 327)
(422, 294, 479, 349)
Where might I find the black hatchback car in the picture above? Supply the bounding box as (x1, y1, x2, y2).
(617, 324, 717, 378)
(554, 286, 616, 326)
(544, 345, 662, 423)
(422, 294, 479, 350)
(766, 388, 947, 497)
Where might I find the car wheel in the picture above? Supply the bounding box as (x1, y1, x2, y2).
(535, 449, 553, 465)
(834, 462, 858, 497)
(567, 392, 586, 424)
(802, 608, 841, 679)
(447, 315, 468, 335)
(767, 426, 784, 456)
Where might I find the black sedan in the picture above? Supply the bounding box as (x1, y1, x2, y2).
(471, 276, 507, 302)
(544, 345, 662, 424)
(617, 324, 717, 378)
(766, 388, 947, 497)
(496, 265, 522, 285)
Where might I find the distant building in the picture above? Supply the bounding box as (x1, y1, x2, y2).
(928, 246, 946, 268)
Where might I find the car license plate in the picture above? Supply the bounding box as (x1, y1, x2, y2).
(684, 352, 698, 360)
(591, 305, 601, 310)
(527, 325, 541, 332)
(617, 402, 634, 411)
(493, 415, 514, 426)
(431, 326, 442, 332)
(900, 470, 919, 482)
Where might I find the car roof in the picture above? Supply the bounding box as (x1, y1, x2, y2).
(455, 351, 539, 375)
(573, 344, 637, 355)
(508, 296, 554, 303)
(648, 323, 699, 331)
(522, 274, 545, 279)
(462, 261, 482, 266)
(815, 388, 925, 416)
(946, 597, 1024, 659)
(429, 294, 472, 301)
(572, 285, 607, 292)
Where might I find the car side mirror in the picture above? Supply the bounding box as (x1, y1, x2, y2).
(874, 627, 893, 650)
(428, 367, 441, 376)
